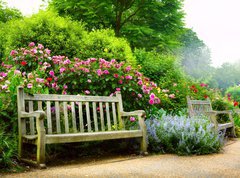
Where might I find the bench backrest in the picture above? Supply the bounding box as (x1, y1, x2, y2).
(17, 87, 126, 135)
(187, 96, 213, 117)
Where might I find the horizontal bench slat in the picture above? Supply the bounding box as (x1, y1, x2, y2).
(45, 130, 143, 144)
(24, 94, 119, 102)
(218, 122, 234, 130)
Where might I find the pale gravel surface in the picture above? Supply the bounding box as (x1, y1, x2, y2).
(2, 139, 240, 178)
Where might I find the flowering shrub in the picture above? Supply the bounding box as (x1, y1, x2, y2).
(134, 48, 215, 114)
(0, 43, 167, 112)
(146, 111, 224, 155)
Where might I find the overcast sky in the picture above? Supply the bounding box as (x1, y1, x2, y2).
(184, 0, 240, 67)
(4, 0, 240, 67)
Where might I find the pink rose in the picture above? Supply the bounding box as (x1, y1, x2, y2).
(63, 59, 71, 65)
(125, 66, 131, 72)
(154, 98, 161, 104)
(36, 78, 45, 83)
(137, 80, 143, 85)
(130, 117, 136, 122)
(113, 74, 119, 78)
(27, 83, 33, 88)
(0, 72, 7, 77)
(10, 50, 17, 56)
(38, 44, 44, 49)
(85, 90, 90, 95)
(149, 99, 154, 105)
(150, 93, 155, 99)
(125, 75, 132, 80)
(60, 67, 66, 74)
(49, 70, 55, 76)
(45, 49, 51, 55)
(2, 85, 8, 90)
(103, 70, 109, 75)
(29, 42, 35, 47)
(169, 94, 175, 99)
(63, 84, 68, 90)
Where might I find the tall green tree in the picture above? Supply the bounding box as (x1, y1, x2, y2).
(0, 0, 22, 23)
(212, 62, 240, 90)
(49, 0, 185, 51)
(180, 29, 213, 81)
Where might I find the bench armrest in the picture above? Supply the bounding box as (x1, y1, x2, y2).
(19, 111, 46, 136)
(19, 111, 46, 120)
(204, 110, 234, 126)
(120, 110, 146, 117)
(121, 110, 146, 134)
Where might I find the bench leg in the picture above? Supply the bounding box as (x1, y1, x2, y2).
(140, 136, 148, 155)
(36, 137, 46, 168)
(18, 137, 23, 159)
(231, 126, 236, 138)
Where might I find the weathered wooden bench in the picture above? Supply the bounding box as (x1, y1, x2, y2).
(187, 96, 236, 137)
(17, 86, 147, 168)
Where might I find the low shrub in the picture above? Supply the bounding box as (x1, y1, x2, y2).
(0, 126, 18, 171)
(146, 111, 224, 155)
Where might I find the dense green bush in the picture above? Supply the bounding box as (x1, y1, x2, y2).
(134, 49, 183, 82)
(226, 86, 240, 103)
(0, 10, 86, 59)
(146, 111, 224, 155)
(0, 11, 136, 65)
(80, 29, 136, 65)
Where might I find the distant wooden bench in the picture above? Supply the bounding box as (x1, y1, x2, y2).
(17, 86, 147, 168)
(187, 96, 236, 137)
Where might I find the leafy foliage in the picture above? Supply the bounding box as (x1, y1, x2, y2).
(0, 11, 136, 65)
(0, 126, 17, 170)
(0, 10, 86, 59)
(211, 63, 240, 90)
(226, 86, 240, 103)
(49, 0, 185, 51)
(80, 29, 136, 65)
(134, 48, 213, 113)
(0, 0, 22, 23)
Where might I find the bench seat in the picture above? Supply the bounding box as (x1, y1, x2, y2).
(22, 130, 143, 144)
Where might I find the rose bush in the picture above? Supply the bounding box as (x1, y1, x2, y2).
(1, 43, 173, 112)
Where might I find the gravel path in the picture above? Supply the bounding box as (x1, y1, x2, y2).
(2, 139, 240, 178)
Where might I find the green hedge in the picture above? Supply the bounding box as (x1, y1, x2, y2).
(0, 10, 136, 65)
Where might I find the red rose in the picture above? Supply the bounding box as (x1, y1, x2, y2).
(46, 77, 52, 82)
(233, 101, 239, 107)
(21, 61, 27, 66)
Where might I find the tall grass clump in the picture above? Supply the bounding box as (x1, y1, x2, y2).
(0, 126, 18, 171)
(146, 112, 224, 155)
